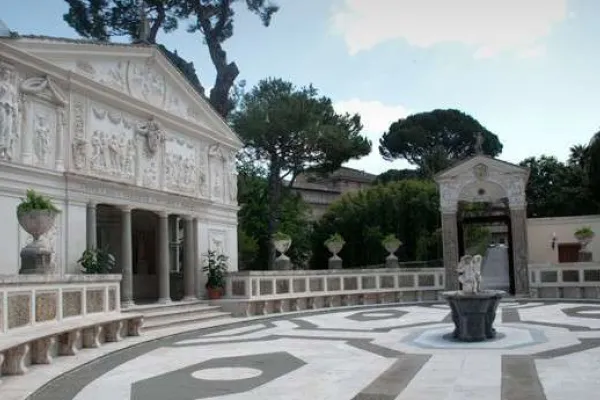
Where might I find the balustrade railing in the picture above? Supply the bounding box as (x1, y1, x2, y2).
(220, 267, 445, 316)
(529, 262, 600, 299)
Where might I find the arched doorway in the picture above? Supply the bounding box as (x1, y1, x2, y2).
(435, 156, 530, 296)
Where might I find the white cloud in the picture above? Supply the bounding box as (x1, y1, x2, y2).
(331, 0, 567, 58)
(334, 98, 412, 174)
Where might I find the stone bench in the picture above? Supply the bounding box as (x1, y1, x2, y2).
(0, 313, 143, 379)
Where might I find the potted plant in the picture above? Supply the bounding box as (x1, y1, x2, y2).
(575, 226, 595, 253)
(324, 233, 345, 258)
(78, 247, 116, 274)
(202, 250, 229, 300)
(272, 232, 292, 258)
(17, 189, 61, 274)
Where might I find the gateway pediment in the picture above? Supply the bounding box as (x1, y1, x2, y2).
(7, 38, 241, 146)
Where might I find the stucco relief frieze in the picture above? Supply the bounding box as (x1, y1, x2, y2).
(208, 229, 226, 255)
(71, 97, 87, 170)
(226, 150, 238, 204)
(89, 105, 136, 181)
(208, 144, 226, 202)
(0, 62, 19, 161)
(20, 76, 67, 168)
(164, 135, 197, 194)
(74, 58, 207, 127)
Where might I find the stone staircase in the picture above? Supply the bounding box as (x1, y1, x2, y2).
(124, 301, 232, 332)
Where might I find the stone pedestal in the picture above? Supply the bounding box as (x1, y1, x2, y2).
(328, 257, 342, 270)
(275, 256, 292, 270)
(20, 244, 54, 274)
(442, 290, 505, 342)
(579, 251, 593, 262)
(385, 255, 399, 269)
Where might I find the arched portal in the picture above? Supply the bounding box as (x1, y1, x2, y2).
(435, 156, 530, 296)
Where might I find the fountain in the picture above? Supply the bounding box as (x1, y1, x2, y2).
(442, 255, 505, 342)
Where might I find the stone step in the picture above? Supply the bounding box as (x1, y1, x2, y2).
(143, 311, 232, 331)
(142, 305, 223, 320)
(123, 300, 209, 314)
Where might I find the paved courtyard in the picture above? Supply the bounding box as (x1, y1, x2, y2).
(31, 301, 600, 400)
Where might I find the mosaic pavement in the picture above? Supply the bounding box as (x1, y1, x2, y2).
(31, 302, 600, 400)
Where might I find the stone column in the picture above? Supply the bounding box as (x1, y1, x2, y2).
(441, 211, 460, 290)
(169, 215, 180, 272)
(157, 211, 171, 304)
(193, 218, 206, 299)
(510, 207, 530, 296)
(120, 206, 134, 307)
(86, 202, 97, 250)
(183, 216, 196, 301)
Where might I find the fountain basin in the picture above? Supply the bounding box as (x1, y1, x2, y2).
(442, 290, 505, 342)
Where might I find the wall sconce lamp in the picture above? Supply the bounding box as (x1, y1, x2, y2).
(551, 232, 557, 250)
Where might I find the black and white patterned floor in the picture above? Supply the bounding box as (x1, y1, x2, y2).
(32, 302, 600, 400)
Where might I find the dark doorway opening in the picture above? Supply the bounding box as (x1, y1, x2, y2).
(457, 213, 516, 295)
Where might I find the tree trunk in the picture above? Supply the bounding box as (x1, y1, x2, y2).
(267, 163, 282, 270)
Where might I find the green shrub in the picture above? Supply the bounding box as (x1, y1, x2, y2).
(78, 247, 116, 274)
(17, 189, 60, 214)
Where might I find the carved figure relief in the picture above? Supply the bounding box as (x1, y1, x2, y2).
(135, 118, 164, 156)
(0, 63, 18, 161)
(34, 112, 51, 164)
(128, 60, 166, 106)
(90, 130, 136, 179)
(198, 149, 208, 197)
(208, 144, 226, 201)
(71, 99, 87, 170)
(208, 230, 226, 255)
(473, 163, 488, 180)
(165, 153, 196, 192)
(227, 151, 238, 203)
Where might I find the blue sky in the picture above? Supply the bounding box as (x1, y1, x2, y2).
(3, 0, 599, 174)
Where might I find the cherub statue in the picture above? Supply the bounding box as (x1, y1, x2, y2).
(457, 254, 482, 293)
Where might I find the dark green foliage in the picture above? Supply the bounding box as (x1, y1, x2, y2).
(78, 247, 116, 274)
(587, 130, 600, 203)
(202, 250, 228, 289)
(237, 162, 312, 269)
(375, 168, 422, 184)
(17, 189, 60, 214)
(62, 0, 280, 117)
(520, 155, 598, 218)
(379, 109, 503, 177)
(231, 78, 371, 268)
(311, 180, 441, 269)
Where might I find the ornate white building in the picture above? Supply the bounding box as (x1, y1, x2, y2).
(0, 35, 241, 304)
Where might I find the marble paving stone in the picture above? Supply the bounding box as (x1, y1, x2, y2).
(25, 302, 600, 400)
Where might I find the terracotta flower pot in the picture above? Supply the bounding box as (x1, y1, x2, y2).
(206, 287, 223, 300)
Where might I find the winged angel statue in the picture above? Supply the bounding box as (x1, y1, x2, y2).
(457, 254, 482, 293)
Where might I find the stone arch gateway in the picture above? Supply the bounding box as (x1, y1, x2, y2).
(434, 155, 530, 296)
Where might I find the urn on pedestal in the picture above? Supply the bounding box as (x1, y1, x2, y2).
(325, 233, 345, 269)
(574, 226, 595, 262)
(382, 234, 402, 268)
(17, 190, 60, 274)
(272, 232, 292, 270)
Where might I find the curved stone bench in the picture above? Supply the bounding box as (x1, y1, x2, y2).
(0, 313, 143, 379)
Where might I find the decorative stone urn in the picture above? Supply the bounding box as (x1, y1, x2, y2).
(575, 227, 595, 262)
(325, 234, 345, 270)
(442, 254, 505, 342)
(18, 209, 58, 274)
(382, 235, 402, 268)
(273, 233, 292, 270)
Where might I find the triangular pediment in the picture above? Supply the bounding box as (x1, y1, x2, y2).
(5, 37, 242, 147)
(434, 155, 529, 182)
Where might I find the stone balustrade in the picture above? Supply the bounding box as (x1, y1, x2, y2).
(218, 268, 445, 316)
(529, 262, 600, 299)
(0, 274, 142, 380)
(0, 274, 122, 333)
